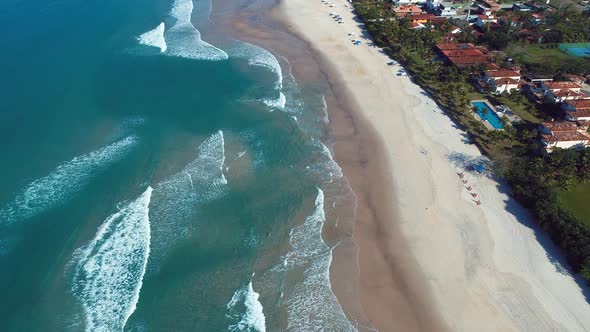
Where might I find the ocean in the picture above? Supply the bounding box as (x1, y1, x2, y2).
(0, 0, 357, 330)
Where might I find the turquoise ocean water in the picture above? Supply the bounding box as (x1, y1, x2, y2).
(0, 0, 357, 330)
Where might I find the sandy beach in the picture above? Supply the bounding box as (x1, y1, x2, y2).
(275, 0, 590, 330)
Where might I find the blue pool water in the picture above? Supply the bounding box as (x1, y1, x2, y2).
(472, 102, 504, 129)
(560, 43, 590, 58)
(565, 48, 590, 58)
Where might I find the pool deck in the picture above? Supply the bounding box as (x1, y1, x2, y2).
(472, 99, 503, 131)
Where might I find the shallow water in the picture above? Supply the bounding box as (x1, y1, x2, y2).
(0, 0, 356, 330)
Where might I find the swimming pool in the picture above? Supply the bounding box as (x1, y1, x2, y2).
(472, 101, 504, 129)
(559, 43, 590, 58)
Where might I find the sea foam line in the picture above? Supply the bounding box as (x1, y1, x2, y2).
(147, 131, 226, 267)
(0, 136, 138, 225)
(163, 0, 228, 60)
(228, 41, 285, 108)
(69, 186, 153, 332)
(226, 281, 266, 332)
(283, 189, 356, 331)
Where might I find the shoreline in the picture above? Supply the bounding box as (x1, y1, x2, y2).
(273, 0, 590, 331)
(268, 2, 451, 331)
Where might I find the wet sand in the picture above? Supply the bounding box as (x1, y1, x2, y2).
(216, 0, 451, 330)
(271, 0, 590, 331)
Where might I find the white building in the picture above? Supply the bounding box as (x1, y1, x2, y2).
(393, 0, 424, 4)
(437, 2, 458, 16)
(539, 121, 590, 152)
(474, 69, 521, 94)
(563, 99, 590, 121)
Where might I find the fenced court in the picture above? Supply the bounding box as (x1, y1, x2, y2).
(559, 43, 590, 58)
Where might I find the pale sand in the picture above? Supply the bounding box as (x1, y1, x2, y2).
(277, 0, 590, 330)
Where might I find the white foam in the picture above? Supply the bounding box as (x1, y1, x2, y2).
(318, 142, 342, 179)
(320, 95, 329, 125)
(228, 41, 283, 89)
(0, 136, 138, 224)
(282, 189, 356, 331)
(226, 281, 266, 332)
(228, 41, 286, 108)
(69, 186, 153, 332)
(148, 131, 226, 265)
(262, 92, 286, 109)
(163, 0, 228, 61)
(244, 228, 258, 248)
(137, 22, 167, 52)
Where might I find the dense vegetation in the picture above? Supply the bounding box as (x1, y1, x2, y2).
(500, 149, 590, 280)
(353, 0, 590, 282)
(494, 7, 590, 75)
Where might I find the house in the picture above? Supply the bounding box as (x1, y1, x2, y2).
(392, 4, 423, 16)
(474, 69, 521, 94)
(434, 2, 458, 17)
(411, 21, 426, 29)
(524, 75, 553, 84)
(408, 13, 446, 24)
(512, 3, 533, 11)
(539, 121, 590, 152)
(530, 13, 545, 25)
(523, 83, 550, 103)
(392, 0, 423, 4)
(523, 81, 586, 104)
(425, 0, 443, 11)
(472, 14, 498, 28)
(450, 26, 462, 34)
(563, 99, 590, 121)
(544, 81, 587, 102)
(476, 0, 501, 15)
(436, 42, 491, 68)
(563, 74, 587, 85)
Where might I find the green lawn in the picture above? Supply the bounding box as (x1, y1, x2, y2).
(560, 181, 590, 227)
(488, 94, 544, 124)
(508, 44, 572, 64)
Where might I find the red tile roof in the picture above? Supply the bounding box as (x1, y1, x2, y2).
(543, 131, 590, 143)
(443, 49, 486, 57)
(436, 42, 492, 67)
(566, 100, 590, 110)
(449, 56, 489, 65)
(495, 77, 520, 85)
(555, 90, 583, 98)
(408, 14, 441, 21)
(436, 42, 476, 50)
(542, 121, 579, 132)
(545, 81, 582, 90)
(487, 69, 521, 78)
(393, 5, 423, 15)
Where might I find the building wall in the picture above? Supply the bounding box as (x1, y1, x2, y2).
(554, 140, 588, 149)
(495, 83, 519, 94)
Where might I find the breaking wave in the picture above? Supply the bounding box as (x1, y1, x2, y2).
(137, 22, 167, 52)
(0, 136, 138, 224)
(69, 186, 153, 332)
(282, 189, 356, 331)
(163, 0, 228, 60)
(228, 41, 285, 108)
(148, 131, 227, 266)
(262, 92, 286, 109)
(226, 281, 266, 332)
